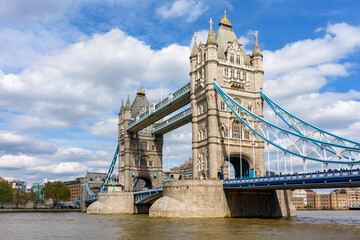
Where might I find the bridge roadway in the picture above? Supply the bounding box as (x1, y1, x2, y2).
(127, 83, 190, 133)
(134, 169, 360, 204)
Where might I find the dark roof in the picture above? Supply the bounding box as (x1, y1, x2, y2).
(131, 92, 149, 118)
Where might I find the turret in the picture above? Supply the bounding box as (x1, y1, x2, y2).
(190, 32, 198, 73)
(205, 18, 218, 85)
(124, 94, 132, 121)
(251, 31, 263, 72)
(251, 31, 264, 92)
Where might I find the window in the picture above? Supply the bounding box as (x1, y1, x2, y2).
(232, 122, 241, 139)
(230, 54, 234, 63)
(236, 71, 240, 79)
(135, 159, 140, 166)
(141, 141, 147, 150)
(236, 55, 240, 64)
(231, 70, 234, 78)
(242, 72, 247, 80)
(224, 69, 229, 77)
(220, 102, 226, 111)
(244, 131, 250, 140)
(148, 161, 153, 167)
(152, 145, 155, 151)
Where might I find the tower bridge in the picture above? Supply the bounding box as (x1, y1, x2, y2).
(87, 12, 360, 218)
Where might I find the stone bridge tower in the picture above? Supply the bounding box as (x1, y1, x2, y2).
(190, 12, 265, 180)
(118, 87, 163, 192)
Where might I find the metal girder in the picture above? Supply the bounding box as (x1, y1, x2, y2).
(152, 107, 192, 135)
(214, 81, 360, 164)
(127, 83, 191, 132)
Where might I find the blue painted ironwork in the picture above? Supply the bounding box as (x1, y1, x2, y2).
(133, 188, 163, 204)
(85, 183, 96, 197)
(152, 107, 192, 134)
(223, 169, 360, 189)
(127, 83, 190, 132)
(214, 81, 360, 164)
(98, 144, 119, 194)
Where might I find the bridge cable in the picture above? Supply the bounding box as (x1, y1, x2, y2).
(214, 80, 360, 164)
(227, 104, 231, 178)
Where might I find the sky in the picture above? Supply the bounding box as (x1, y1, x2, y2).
(1, 0, 360, 187)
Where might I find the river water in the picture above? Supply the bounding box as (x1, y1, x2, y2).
(0, 211, 359, 240)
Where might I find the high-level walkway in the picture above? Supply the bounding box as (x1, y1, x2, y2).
(127, 83, 190, 133)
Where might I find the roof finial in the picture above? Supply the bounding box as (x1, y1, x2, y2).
(137, 84, 145, 95)
(194, 32, 197, 42)
(209, 18, 213, 29)
(220, 10, 231, 26)
(255, 31, 258, 40)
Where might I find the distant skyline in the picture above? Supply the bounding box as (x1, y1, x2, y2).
(1, 0, 360, 187)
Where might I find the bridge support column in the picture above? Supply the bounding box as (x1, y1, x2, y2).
(149, 180, 296, 218)
(149, 180, 229, 218)
(225, 189, 296, 218)
(87, 192, 135, 214)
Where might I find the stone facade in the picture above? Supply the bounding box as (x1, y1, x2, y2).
(190, 13, 265, 180)
(118, 88, 163, 192)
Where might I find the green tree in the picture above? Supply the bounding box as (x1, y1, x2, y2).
(12, 189, 29, 208)
(41, 181, 70, 208)
(0, 177, 13, 202)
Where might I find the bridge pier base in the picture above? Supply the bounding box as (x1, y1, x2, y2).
(149, 180, 296, 218)
(87, 192, 134, 214)
(225, 189, 296, 218)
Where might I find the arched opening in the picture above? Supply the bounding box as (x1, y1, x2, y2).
(133, 177, 152, 191)
(224, 155, 250, 179)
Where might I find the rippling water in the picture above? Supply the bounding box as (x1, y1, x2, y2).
(1, 211, 360, 240)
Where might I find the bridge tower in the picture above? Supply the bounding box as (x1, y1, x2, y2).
(190, 11, 265, 180)
(118, 87, 164, 192)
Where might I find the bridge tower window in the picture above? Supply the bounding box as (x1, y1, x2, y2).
(224, 68, 229, 77)
(231, 70, 234, 78)
(220, 102, 226, 111)
(141, 141, 147, 150)
(232, 121, 241, 139)
(236, 55, 240, 64)
(230, 54, 234, 63)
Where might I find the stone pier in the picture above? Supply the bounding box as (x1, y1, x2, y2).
(87, 192, 134, 214)
(149, 179, 296, 218)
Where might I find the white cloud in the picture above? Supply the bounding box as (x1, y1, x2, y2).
(88, 118, 118, 138)
(29, 162, 88, 174)
(157, 0, 208, 23)
(0, 154, 46, 169)
(263, 23, 360, 79)
(0, 130, 57, 155)
(0, 29, 190, 132)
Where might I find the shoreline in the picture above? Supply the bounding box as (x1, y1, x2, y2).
(0, 209, 81, 213)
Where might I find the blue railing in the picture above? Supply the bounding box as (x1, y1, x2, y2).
(127, 83, 190, 130)
(133, 188, 163, 204)
(223, 169, 360, 189)
(152, 107, 192, 134)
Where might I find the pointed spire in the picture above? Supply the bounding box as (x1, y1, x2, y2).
(119, 99, 124, 115)
(252, 31, 263, 57)
(190, 32, 199, 57)
(206, 18, 216, 45)
(125, 94, 131, 109)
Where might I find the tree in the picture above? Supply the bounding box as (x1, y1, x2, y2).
(12, 189, 29, 208)
(0, 177, 13, 202)
(41, 181, 70, 208)
(28, 189, 44, 209)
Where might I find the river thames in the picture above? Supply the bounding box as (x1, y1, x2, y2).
(1, 210, 359, 240)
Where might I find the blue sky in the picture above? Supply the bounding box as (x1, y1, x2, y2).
(1, 0, 360, 188)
